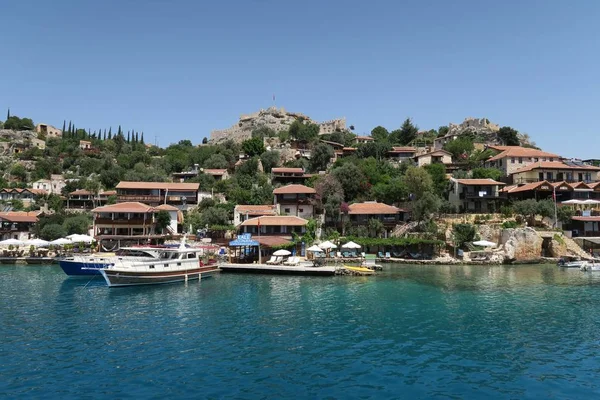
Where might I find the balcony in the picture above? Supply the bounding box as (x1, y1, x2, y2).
(95, 218, 153, 225)
(117, 195, 162, 203)
(460, 192, 505, 200)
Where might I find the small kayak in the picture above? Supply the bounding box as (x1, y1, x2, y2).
(344, 266, 375, 275)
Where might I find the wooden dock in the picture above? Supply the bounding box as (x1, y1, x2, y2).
(220, 263, 338, 276)
(0, 257, 57, 265)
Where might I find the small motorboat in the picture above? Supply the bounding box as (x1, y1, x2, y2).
(344, 266, 375, 276)
(557, 256, 588, 268)
(580, 260, 600, 272)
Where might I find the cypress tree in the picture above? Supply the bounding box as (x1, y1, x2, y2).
(6, 108, 10, 120)
(67, 121, 72, 135)
(103, 131, 106, 140)
(117, 125, 122, 136)
(140, 132, 144, 144)
(62, 120, 66, 133)
(135, 132, 139, 143)
(127, 131, 131, 143)
(108, 127, 112, 139)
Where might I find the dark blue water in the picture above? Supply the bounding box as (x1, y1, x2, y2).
(2, 264, 600, 399)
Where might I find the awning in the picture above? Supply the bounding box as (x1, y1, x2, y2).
(229, 238, 259, 246)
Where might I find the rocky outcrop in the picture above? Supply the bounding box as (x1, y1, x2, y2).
(501, 227, 543, 263)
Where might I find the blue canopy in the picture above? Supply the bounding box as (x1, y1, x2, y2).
(229, 233, 259, 247)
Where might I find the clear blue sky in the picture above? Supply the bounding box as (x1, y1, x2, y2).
(2, 0, 599, 158)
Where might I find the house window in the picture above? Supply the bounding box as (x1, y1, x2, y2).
(518, 157, 523, 164)
(546, 172, 553, 181)
(299, 208, 304, 213)
(566, 172, 573, 181)
(511, 158, 515, 164)
(284, 208, 290, 214)
(499, 160, 503, 166)
(550, 158, 554, 162)
(534, 158, 539, 162)
(538, 172, 544, 181)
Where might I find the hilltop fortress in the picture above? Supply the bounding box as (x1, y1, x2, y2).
(210, 107, 346, 143)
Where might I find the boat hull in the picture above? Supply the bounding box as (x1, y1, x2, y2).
(59, 259, 109, 276)
(100, 266, 219, 287)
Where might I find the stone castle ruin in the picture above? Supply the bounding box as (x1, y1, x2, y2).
(447, 117, 500, 136)
(210, 107, 346, 143)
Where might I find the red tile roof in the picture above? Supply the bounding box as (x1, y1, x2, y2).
(273, 184, 316, 194)
(416, 150, 452, 158)
(348, 202, 403, 215)
(255, 236, 293, 247)
(155, 204, 180, 211)
(389, 147, 417, 153)
(116, 181, 199, 191)
(92, 202, 155, 213)
(0, 212, 39, 223)
(235, 205, 278, 215)
(203, 169, 227, 176)
(512, 161, 600, 174)
(487, 146, 560, 162)
(455, 179, 505, 186)
(355, 136, 374, 141)
(240, 216, 308, 226)
(70, 189, 92, 195)
(504, 181, 554, 194)
(101, 190, 117, 196)
(572, 216, 600, 222)
(272, 167, 305, 174)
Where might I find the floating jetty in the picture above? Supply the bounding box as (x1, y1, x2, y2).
(220, 263, 338, 276)
(0, 257, 57, 265)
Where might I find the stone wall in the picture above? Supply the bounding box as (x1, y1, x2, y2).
(210, 106, 346, 144)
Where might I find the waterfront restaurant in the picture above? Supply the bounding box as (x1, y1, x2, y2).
(115, 181, 199, 210)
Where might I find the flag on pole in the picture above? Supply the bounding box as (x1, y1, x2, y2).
(273, 94, 275, 102)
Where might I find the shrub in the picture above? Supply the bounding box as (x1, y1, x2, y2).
(502, 221, 518, 229)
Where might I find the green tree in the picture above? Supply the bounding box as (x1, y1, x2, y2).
(63, 215, 90, 235)
(438, 126, 449, 137)
(309, 143, 334, 173)
(242, 137, 265, 157)
(260, 150, 280, 173)
(356, 141, 392, 161)
(3, 116, 34, 130)
(289, 120, 320, 142)
(199, 206, 230, 227)
(202, 137, 208, 144)
(370, 126, 389, 142)
(367, 218, 385, 238)
(444, 137, 474, 160)
(372, 177, 408, 205)
(252, 126, 276, 139)
(155, 210, 172, 234)
(40, 224, 67, 241)
(405, 166, 433, 200)
(424, 163, 448, 197)
(393, 118, 418, 145)
(498, 126, 520, 146)
(332, 163, 367, 201)
(204, 154, 229, 169)
(452, 223, 477, 248)
(557, 206, 575, 225)
(471, 167, 503, 181)
(10, 164, 27, 182)
(512, 199, 539, 225)
(412, 192, 441, 226)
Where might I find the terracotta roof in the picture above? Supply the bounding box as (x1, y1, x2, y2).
(348, 202, 403, 215)
(415, 150, 452, 158)
(511, 161, 600, 174)
(1, 188, 47, 195)
(255, 236, 293, 247)
(92, 202, 155, 213)
(273, 184, 316, 194)
(355, 136, 374, 141)
(155, 204, 180, 211)
(572, 216, 600, 222)
(235, 205, 278, 215)
(203, 169, 227, 176)
(0, 212, 39, 223)
(342, 147, 357, 151)
(320, 140, 344, 148)
(389, 147, 417, 153)
(504, 181, 554, 194)
(570, 182, 592, 189)
(589, 182, 600, 189)
(116, 181, 199, 191)
(240, 216, 308, 226)
(454, 179, 506, 186)
(272, 167, 304, 174)
(100, 190, 117, 196)
(487, 146, 560, 162)
(70, 189, 92, 195)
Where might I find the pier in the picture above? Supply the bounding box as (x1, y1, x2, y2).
(220, 263, 339, 276)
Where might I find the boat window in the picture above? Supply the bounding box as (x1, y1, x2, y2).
(187, 253, 196, 259)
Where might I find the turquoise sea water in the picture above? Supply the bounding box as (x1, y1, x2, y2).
(2, 264, 600, 399)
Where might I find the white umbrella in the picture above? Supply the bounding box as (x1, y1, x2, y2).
(341, 241, 361, 249)
(581, 199, 600, 205)
(0, 238, 24, 246)
(50, 238, 72, 246)
(67, 234, 95, 243)
(306, 245, 323, 252)
(562, 199, 583, 204)
(473, 240, 496, 247)
(318, 240, 337, 250)
(273, 249, 291, 256)
(25, 238, 50, 247)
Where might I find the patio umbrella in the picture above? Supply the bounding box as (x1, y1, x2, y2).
(562, 199, 583, 205)
(306, 245, 323, 252)
(318, 240, 337, 250)
(50, 238, 72, 246)
(67, 234, 95, 243)
(473, 240, 496, 247)
(25, 238, 50, 247)
(0, 238, 24, 246)
(341, 241, 361, 249)
(273, 249, 291, 256)
(581, 199, 600, 205)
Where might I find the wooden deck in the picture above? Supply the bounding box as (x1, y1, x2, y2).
(220, 263, 338, 276)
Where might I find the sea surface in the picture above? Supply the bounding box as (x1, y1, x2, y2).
(2, 264, 600, 399)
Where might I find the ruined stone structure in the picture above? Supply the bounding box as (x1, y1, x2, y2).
(434, 117, 501, 150)
(210, 107, 346, 143)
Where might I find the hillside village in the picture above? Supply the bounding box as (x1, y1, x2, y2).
(0, 109, 599, 262)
